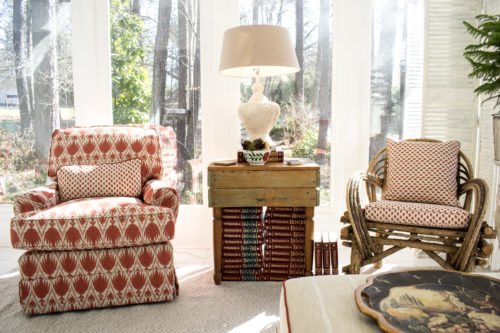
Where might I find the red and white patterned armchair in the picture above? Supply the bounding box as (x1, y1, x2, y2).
(10, 126, 179, 315)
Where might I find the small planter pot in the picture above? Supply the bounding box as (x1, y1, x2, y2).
(494, 112, 500, 161)
(243, 150, 271, 166)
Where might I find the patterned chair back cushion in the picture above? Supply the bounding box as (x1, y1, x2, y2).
(48, 126, 163, 184)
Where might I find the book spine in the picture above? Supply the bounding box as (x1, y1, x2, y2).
(237, 151, 246, 163)
(263, 256, 304, 263)
(264, 224, 305, 232)
(221, 213, 262, 220)
(264, 250, 304, 257)
(222, 274, 262, 281)
(262, 268, 304, 275)
(222, 263, 261, 269)
(221, 269, 262, 275)
(223, 232, 263, 239)
(264, 243, 304, 251)
(264, 237, 304, 245)
(222, 251, 262, 258)
(222, 245, 262, 252)
(265, 212, 306, 219)
(222, 257, 262, 265)
(263, 262, 305, 269)
(331, 240, 338, 275)
(315, 239, 322, 275)
(222, 220, 262, 228)
(323, 240, 331, 275)
(266, 207, 305, 213)
(259, 275, 294, 281)
(263, 218, 305, 225)
(265, 231, 305, 238)
(223, 227, 263, 234)
(221, 207, 263, 214)
(222, 238, 262, 245)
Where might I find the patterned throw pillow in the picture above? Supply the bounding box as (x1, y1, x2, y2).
(57, 159, 142, 201)
(382, 139, 460, 206)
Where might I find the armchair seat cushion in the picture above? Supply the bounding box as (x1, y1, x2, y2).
(11, 197, 176, 251)
(365, 200, 470, 229)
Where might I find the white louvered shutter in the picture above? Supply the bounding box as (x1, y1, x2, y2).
(421, 0, 480, 157)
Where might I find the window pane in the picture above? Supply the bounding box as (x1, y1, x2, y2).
(239, 0, 333, 206)
(0, 0, 74, 203)
(110, 0, 202, 205)
(369, 0, 424, 160)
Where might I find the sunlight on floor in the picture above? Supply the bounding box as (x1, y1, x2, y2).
(176, 264, 213, 283)
(227, 312, 279, 333)
(0, 271, 19, 279)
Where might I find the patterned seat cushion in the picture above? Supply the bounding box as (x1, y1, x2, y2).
(365, 200, 471, 229)
(11, 197, 176, 251)
(18, 242, 178, 315)
(383, 139, 461, 206)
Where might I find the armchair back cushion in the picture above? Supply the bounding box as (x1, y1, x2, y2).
(382, 139, 460, 206)
(48, 126, 163, 184)
(57, 158, 142, 201)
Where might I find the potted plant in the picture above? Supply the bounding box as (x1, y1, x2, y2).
(241, 138, 271, 166)
(463, 15, 500, 159)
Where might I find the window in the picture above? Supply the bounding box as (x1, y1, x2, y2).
(0, 0, 74, 202)
(109, 0, 202, 205)
(239, 0, 333, 205)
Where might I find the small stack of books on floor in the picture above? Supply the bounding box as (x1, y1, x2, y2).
(314, 231, 338, 275)
(262, 207, 306, 281)
(221, 207, 264, 281)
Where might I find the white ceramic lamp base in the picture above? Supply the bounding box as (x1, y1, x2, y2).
(238, 81, 280, 141)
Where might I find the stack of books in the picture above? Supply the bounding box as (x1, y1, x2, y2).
(221, 207, 264, 281)
(261, 207, 306, 281)
(314, 231, 338, 275)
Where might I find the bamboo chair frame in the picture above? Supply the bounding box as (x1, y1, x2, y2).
(340, 139, 496, 274)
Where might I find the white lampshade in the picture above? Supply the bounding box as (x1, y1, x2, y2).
(219, 25, 299, 78)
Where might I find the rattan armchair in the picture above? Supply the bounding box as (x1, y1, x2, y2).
(340, 139, 496, 274)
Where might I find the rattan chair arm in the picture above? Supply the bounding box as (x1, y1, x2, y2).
(346, 171, 378, 259)
(453, 178, 490, 271)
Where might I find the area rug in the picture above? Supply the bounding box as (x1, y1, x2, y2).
(0, 266, 282, 333)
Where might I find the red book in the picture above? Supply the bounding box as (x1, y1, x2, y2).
(264, 256, 304, 263)
(262, 268, 304, 275)
(264, 243, 304, 251)
(222, 220, 262, 228)
(314, 232, 322, 275)
(264, 218, 305, 225)
(265, 231, 305, 238)
(264, 237, 304, 245)
(222, 207, 263, 214)
(265, 224, 305, 232)
(222, 245, 262, 252)
(329, 232, 338, 275)
(265, 212, 306, 219)
(222, 263, 261, 269)
(222, 238, 262, 245)
(221, 268, 262, 275)
(266, 207, 305, 213)
(222, 251, 262, 258)
(223, 232, 263, 239)
(223, 227, 263, 234)
(264, 249, 304, 257)
(322, 232, 331, 275)
(221, 213, 262, 220)
(263, 262, 305, 269)
(259, 275, 294, 281)
(221, 274, 263, 281)
(222, 257, 262, 265)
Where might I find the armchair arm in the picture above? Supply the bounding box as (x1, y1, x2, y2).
(143, 179, 179, 218)
(346, 171, 382, 260)
(452, 178, 489, 271)
(13, 183, 59, 215)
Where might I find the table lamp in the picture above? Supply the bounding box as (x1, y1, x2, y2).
(219, 25, 300, 141)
